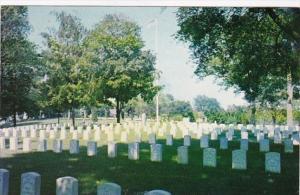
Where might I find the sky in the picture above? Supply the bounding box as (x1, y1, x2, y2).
(27, 6, 248, 109)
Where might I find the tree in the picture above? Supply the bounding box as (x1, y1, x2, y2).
(84, 14, 159, 123)
(41, 12, 89, 126)
(176, 8, 300, 126)
(194, 95, 221, 114)
(170, 100, 195, 122)
(1, 6, 39, 126)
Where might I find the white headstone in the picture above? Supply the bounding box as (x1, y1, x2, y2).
(232, 149, 247, 170)
(0, 169, 9, 195)
(128, 142, 139, 160)
(108, 142, 117, 158)
(257, 132, 264, 142)
(166, 135, 173, 146)
(200, 135, 209, 148)
(30, 129, 37, 139)
(151, 144, 162, 162)
(94, 129, 101, 141)
(226, 132, 233, 141)
(220, 137, 228, 150)
(120, 132, 128, 143)
(9, 137, 18, 151)
(39, 130, 46, 140)
(141, 113, 147, 126)
(240, 139, 248, 151)
(37, 139, 47, 152)
(107, 131, 114, 142)
(292, 133, 300, 145)
(210, 131, 218, 140)
(284, 139, 293, 153)
(60, 130, 67, 140)
(241, 131, 248, 139)
(259, 139, 270, 152)
(53, 139, 63, 153)
(49, 130, 56, 139)
(183, 135, 191, 146)
(56, 176, 78, 195)
(0, 137, 6, 149)
(177, 146, 188, 164)
(265, 152, 281, 173)
(87, 141, 97, 156)
(97, 182, 121, 195)
(72, 131, 79, 140)
(23, 138, 31, 152)
(69, 140, 80, 154)
(148, 133, 156, 144)
(83, 130, 90, 141)
(20, 172, 41, 195)
(203, 148, 216, 167)
(274, 134, 281, 144)
(145, 190, 171, 195)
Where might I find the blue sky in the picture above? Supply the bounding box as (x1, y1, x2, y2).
(27, 6, 247, 108)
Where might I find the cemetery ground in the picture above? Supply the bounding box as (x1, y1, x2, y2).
(0, 122, 298, 195)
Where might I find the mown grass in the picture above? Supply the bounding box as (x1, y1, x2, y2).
(0, 133, 298, 195)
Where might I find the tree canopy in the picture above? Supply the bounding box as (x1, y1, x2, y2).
(176, 8, 300, 125)
(84, 14, 160, 123)
(0, 6, 40, 126)
(41, 11, 89, 126)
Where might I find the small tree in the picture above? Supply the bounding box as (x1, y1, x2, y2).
(42, 12, 88, 126)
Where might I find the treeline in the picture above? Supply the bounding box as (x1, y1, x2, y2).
(122, 94, 300, 125)
(0, 7, 159, 126)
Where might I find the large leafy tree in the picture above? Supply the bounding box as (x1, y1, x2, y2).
(41, 12, 90, 126)
(84, 14, 159, 123)
(1, 6, 39, 126)
(176, 8, 300, 126)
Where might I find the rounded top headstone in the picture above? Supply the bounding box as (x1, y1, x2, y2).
(145, 190, 171, 195)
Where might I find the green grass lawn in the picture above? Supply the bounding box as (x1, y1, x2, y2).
(0, 136, 298, 195)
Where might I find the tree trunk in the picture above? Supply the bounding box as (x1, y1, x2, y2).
(271, 113, 276, 125)
(250, 103, 256, 125)
(116, 98, 121, 123)
(13, 112, 17, 127)
(83, 108, 86, 124)
(57, 112, 60, 124)
(71, 109, 75, 127)
(287, 69, 294, 128)
(121, 102, 125, 120)
(121, 110, 125, 120)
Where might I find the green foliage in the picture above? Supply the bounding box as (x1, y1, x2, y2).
(194, 95, 221, 113)
(84, 14, 160, 122)
(176, 8, 300, 122)
(41, 11, 90, 125)
(0, 6, 40, 125)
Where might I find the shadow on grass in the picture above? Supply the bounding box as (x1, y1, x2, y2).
(0, 138, 298, 195)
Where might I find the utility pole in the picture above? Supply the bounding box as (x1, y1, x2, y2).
(155, 18, 159, 124)
(146, 7, 167, 124)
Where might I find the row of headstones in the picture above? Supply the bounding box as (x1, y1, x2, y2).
(149, 134, 294, 153)
(0, 169, 171, 195)
(177, 146, 281, 173)
(1, 118, 299, 142)
(1, 121, 298, 137)
(1, 122, 299, 146)
(0, 127, 298, 151)
(0, 134, 294, 155)
(0, 137, 283, 174)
